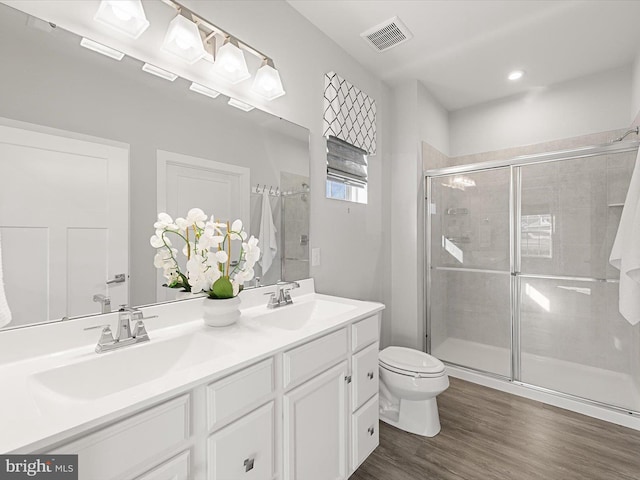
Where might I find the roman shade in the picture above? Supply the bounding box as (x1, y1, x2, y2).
(326, 135, 368, 187)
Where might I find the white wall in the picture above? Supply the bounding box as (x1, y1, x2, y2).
(449, 66, 633, 157)
(417, 83, 450, 156)
(389, 80, 449, 349)
(632, 52, 640, 123)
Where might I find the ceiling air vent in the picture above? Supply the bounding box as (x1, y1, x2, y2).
(360, 16, 413, 52)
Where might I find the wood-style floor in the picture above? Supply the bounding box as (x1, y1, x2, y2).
(352, 377, 640, 480)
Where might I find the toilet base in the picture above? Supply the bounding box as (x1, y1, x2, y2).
(380, 397, 441, 437)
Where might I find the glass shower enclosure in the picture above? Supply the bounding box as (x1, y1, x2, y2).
(426, 142, 640, 413)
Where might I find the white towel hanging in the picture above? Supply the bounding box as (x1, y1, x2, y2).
(0, 231, 12, 328)
(259, 191, 278, 274)
(610, 147, 640, 325)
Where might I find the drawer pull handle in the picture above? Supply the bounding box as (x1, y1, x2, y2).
(367, 426, 375, 436)
(367, 371, 374, 380)
(244, 457, 255, 472)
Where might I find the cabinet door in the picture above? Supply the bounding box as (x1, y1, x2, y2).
(283, 361, 348, 480)
(207, 402, 275, 480)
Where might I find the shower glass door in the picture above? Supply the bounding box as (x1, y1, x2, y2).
(517, 152, 640, 411)
(428, 168, 512, 377)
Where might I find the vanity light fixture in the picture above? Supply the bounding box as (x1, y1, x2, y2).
(94, 0, 149, 39)
(80, 38, 125, 61)
(142, 63, 178, 81)
(161, 11, 207, 64)
(228, 98, 255, 112)
(95, 0, 287, 101)
(212, 37, 251, 84)
(189, 82, 220, 99)
(251, 58, 285, 100)
(508, 70, 524, 81)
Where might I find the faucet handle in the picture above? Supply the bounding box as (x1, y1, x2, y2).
(264, 291, 279, 308)
(84, 324, 115, 345)
(132, 320, 149, 340)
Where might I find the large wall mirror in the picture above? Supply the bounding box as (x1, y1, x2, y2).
(0, 3, 310, 330)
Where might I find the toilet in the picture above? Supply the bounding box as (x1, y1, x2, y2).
(378, 346, 449, 437)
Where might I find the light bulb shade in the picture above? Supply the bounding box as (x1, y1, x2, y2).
(251, 63, 285, 100)
(94, 0, 149, 39)
(162, 14, 206, 64)
(213, 41, 251, 84)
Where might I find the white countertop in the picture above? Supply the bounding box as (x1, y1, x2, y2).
(0, 279, 384, 453)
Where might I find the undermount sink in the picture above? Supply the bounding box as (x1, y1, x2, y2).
(244, 298, 357, 330)
(29, 333, 226, 402)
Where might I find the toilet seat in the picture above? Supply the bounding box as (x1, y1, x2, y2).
(379, 346, 445, 377)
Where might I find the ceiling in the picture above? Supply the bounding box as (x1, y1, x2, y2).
(287, 0, 640, 111)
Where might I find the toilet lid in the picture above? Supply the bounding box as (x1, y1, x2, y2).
(379, 346, 445, 375)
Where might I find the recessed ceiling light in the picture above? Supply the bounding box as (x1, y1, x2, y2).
(508, 70, 524, 81)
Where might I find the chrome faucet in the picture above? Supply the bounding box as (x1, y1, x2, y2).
(92, 294, 111, 313)
(85, 306, 157, 353)
(265, 281, 300, 309)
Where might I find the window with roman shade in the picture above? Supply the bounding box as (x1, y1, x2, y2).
(326, 135, 368, 187)
(323, 71, 376, 204)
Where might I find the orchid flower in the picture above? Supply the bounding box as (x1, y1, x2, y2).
(151, 209, 259, 298)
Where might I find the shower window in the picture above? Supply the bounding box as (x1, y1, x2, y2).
(521, 214, 553, 258)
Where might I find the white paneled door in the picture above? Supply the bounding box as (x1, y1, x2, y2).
(0, 122, 128, 327)
(156, 150, 250, 301)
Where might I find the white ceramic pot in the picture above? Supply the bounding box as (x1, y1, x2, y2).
(203, 296, 241, 327)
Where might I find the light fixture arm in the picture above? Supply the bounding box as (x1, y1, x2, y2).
(160, 0, 272, 64)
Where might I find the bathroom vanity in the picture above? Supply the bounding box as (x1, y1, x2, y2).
(0, 280, 383, 480)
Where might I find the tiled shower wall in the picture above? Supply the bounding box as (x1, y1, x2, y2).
(281, 172, 310, 281)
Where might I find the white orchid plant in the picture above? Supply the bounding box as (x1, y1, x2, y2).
(150, 208, 260, 299)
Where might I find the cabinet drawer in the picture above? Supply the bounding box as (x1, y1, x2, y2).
(136, 450, 190, 480)
(352, 342, 379, 411)
(351, 315, 379, 352)
(284, 328, 348, 389)
(207, 358, 274, 431)
(53, 395, 190, 480)
(207, 402, 275, 480)
(352, 395, 379, 471)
